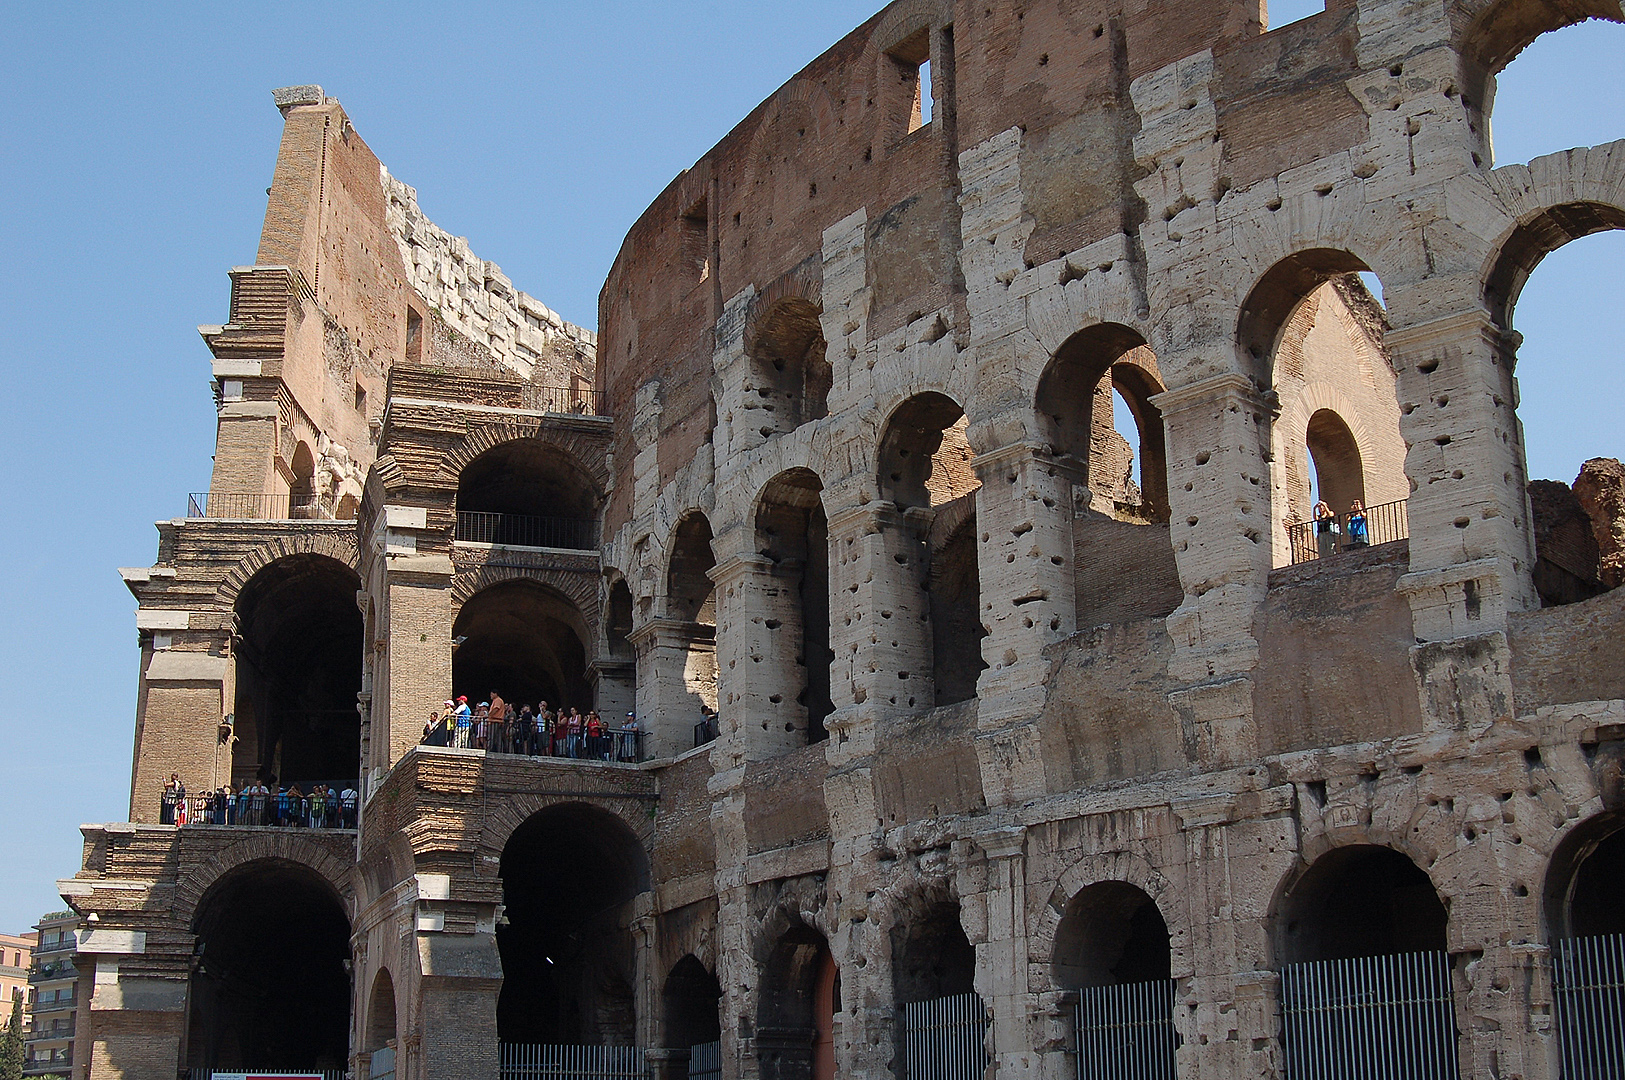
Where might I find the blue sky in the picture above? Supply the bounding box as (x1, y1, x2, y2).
(0, 4, 1618, 932)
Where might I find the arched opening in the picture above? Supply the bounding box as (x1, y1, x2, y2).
(289, 441, 317, 516)
(455, 439, 602, 550)
(662, 955, 722, 1070)
(1053, 882, 1175, 1077)
(453, 579, 592, 711)
(893, 901, 986, 1080)
(1035, 324, 1170, 522)
(755, 470, 832, 745)
(231, 554, 363, 789)
(1274, 846, 1457, 1079)
(667, 512, 719, 716)
(364, 968, 397, 1053)
(1485, 18, 1625, 168)
(1543, 810, 1625, 1071)
(497, 803, 650, 1046)
(749, 298, 831, 434)
(1486, 213, 1625, 605)
(185, 859, 350, 1071)
(1241, 253, 1408, 566)
(878, 393, 985, 707)
(757, 923, 838, 1080)
(607, 579, 634, 660)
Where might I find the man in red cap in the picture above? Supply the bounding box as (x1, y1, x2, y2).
(454, 695, 472, 748)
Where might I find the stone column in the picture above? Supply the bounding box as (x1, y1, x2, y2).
(414, 918, 502, 1080)
(975, 827, 1036, 1079)
(590, 658, 637, 734)
(710, 554, 812, 763)
(380, 553, 454, 776)
(130, 644, 229, 824)
(970, 443, 1077, 807)
(1387, 309, 1537, 640)
(631, 618, 716, 760)
(76, 929, 189, 1080)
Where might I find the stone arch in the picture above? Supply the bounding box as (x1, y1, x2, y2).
(452, 576, 594, 710)
(1542, 808, 1625, 941)
(1269, 841, 1449, 966)
(214, 531, 361, 609)
(665, 510, 717, 624)
(1482, 191, 1625, 334)
(364, 967, 398, 1054)
(481, 792, 656, 864)
(441, 421, 612, 497)
(1274, 382, 1387, 533)
(746, 296, 831, 432)
(1035, 850, 1185, 990)
(175, 835, 354, 927)
(452, 564, 598, 618)
(752, 468, 832, 746)
(662, 954, 723, 1053)
(1456, 0, 1625, 110)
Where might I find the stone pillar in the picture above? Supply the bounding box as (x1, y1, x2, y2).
(379, 554, 454, 777)
(631, 618, 716, 760)
(590, 658, 637, 734)
(131, 643, 229, 824)
(78, 931, 189, 1080)
(1153, 373, 1276, 683)
(970, 443, 1077, 807)
(710, 554, 812, 763)
(1387, 309, 1537, 640)
(975, 828, 1036, 1079)
(414, 923, 502, 1080)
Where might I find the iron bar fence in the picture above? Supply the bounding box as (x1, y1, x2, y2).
(186, 492, 352, 521)
(1074, 979, 1177, 1080)
(499, 1044, 648, 1080)
(519, 384, 607, 417)
(1554, 932, 1625, 1079)
(903, 992, 990, 1080)
(160, 789, 359, 829)
(179, 1071, 343, 1080)
(688, 1042, 722, 1080)
(455, 511, 598, 550)
(1280, 950, 1457, 1080)
(1287, 498, 1408, 565)
(426, 722, 647, 763)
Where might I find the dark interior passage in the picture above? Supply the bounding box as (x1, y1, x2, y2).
(893, 901, 976, 1004)
(757, 470, 832, 743)
(498, 803, 650, 1045)
(453, 579, 593, 710)
(930, 512, 986, 706)
(1546, 813, 1625, 940)
(662, 955, 722, 1051)
(457, 439, 602, 548)
(186, 859, 350, 1071)
(231, 554, 363, 787)
(1276, 845, 1448, 964)
(757, 923, 838, 1080)
(1053, 881, 1172, 989)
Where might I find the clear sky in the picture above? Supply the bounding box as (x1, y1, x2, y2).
(0, 4, 1618, 933)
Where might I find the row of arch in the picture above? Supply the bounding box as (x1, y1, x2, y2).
(179, 798, 1624, 1071)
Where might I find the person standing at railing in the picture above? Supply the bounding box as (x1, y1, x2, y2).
(161, 774, 185, 825)
(1313, 501, 1338, 558)
(245, 778, 270, 825)
(454, 696, 472, 749)
(566, 707, 584, 758)
(341, 783, 359, 828)
(621, 712, 640, 762)
(585, 710, 605, 759)
(1347, 499, 1369, 548)
(488, 692, 509, 754)
(552, 706, 568, 756)
(309, 785, 327, 828)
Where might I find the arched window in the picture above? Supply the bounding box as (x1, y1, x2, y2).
(662, 955, 722, 1060)
(186, 860, 350, 1071)
(453, 580, 592, 710)
(364, 969, 397, 1055)
(878, 393, 985, 706)
(666, 512, 719, 716)
(755, 470, 832, 745)
(1542, 811, 1625, 1073)
(749, 298, 831, 435)
(1053, 882, 1176, 1077)
(1274, 846, 1456, 1078)
(497, 803, 649, 1046)
(455, 440, 602, 550)
(606, 579, 634, 660)
(289, 442, 318, 517)
(231, 555, 363, 789)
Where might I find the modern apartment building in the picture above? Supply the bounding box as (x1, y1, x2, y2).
(0, 930, 35, 1025)
(24, 912, 80, 1079)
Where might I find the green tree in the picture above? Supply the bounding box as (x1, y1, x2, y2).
(0, 994, 23, 1080)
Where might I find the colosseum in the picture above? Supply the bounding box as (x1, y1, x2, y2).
(58, 1, 1625, 1078)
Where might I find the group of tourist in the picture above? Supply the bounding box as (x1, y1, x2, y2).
(1311, 498, 1370, 556)
(159, 773, 357, 829)
(421, 692, 644, 762)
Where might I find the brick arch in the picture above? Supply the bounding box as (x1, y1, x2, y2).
(1455, 0, 1624, 79)
(1275, 382, 1382, 480)
(441, 420, 611, 497)
(743, 81, 839, 198)
(478, 792, 655, 868)
(213, 531, 361, 609)
(1032, 849, 1188, 989)
(869, 0, 950, 56)
(173, 834, 355, 930)
(452, 564, 598, 620)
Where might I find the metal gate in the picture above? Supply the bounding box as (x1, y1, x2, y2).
(1280, 951, 1457, 1080)
(688, 1040, 722, 1080)
(1074, 979, 1177, 1080)
(499, 1044, 648, 1080)
(902, 991, 990, 1080)
(1554, 932, 1625, 1079)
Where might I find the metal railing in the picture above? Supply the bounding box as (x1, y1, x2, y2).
(1554, 932, 1625, 1079)
(1280, 950, 1457, 1080)
(369, 1046, 398, 1080)
(455, 511, 598, 550)
(1074, 980, 1177, 1080)
(688, 1042, 722, 1080)
(694, 718, 717, 749)
(520, 384, 607, 417)
(161, 790, 359, 829)
(187, 492, 354, 521)
(1287, 499, 1408, 565)
(428, 722, 647, 764)
(499, 1044, 647, 1079)
(903, 992, 990, 1080)
(179, 1071, 343, 1080)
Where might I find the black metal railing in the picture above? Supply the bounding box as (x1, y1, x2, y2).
(179, 1071, 343, 1080)
(426, 721, 646, 763)
(1287, 498, 1408, 565)
(160, 789, 359, 829)
(187, 492, 354, 521)
(520, 384, 607, 417)
(455, 511, 598, 550)
(694, 717, 717, 749)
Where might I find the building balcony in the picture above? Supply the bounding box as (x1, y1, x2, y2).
(453, 511, 598, 551)
(1286, 497, 1409, 565)
(186, 492, 355, 521)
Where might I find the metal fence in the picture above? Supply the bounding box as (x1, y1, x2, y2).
(1074, 979, 1177, 1080)
(688, 1042, 722, 1080)
(499, 1044, 648, 1080)
(187, 492, 351, 521)
(456, 511, 598, 550)
(179, 1071, 344, 1080)
(520, 384, 607, 417)
(1554, 932, 1625, 1079)
(1286, 498, 1408, 565)
(1280, 950, 1457, 1080)
(902, 992, 989, 1080)
(161, 790, 359, 829)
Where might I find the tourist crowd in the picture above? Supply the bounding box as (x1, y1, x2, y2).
(420, 693, 645, 761)
(159, 773, 357, 829)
